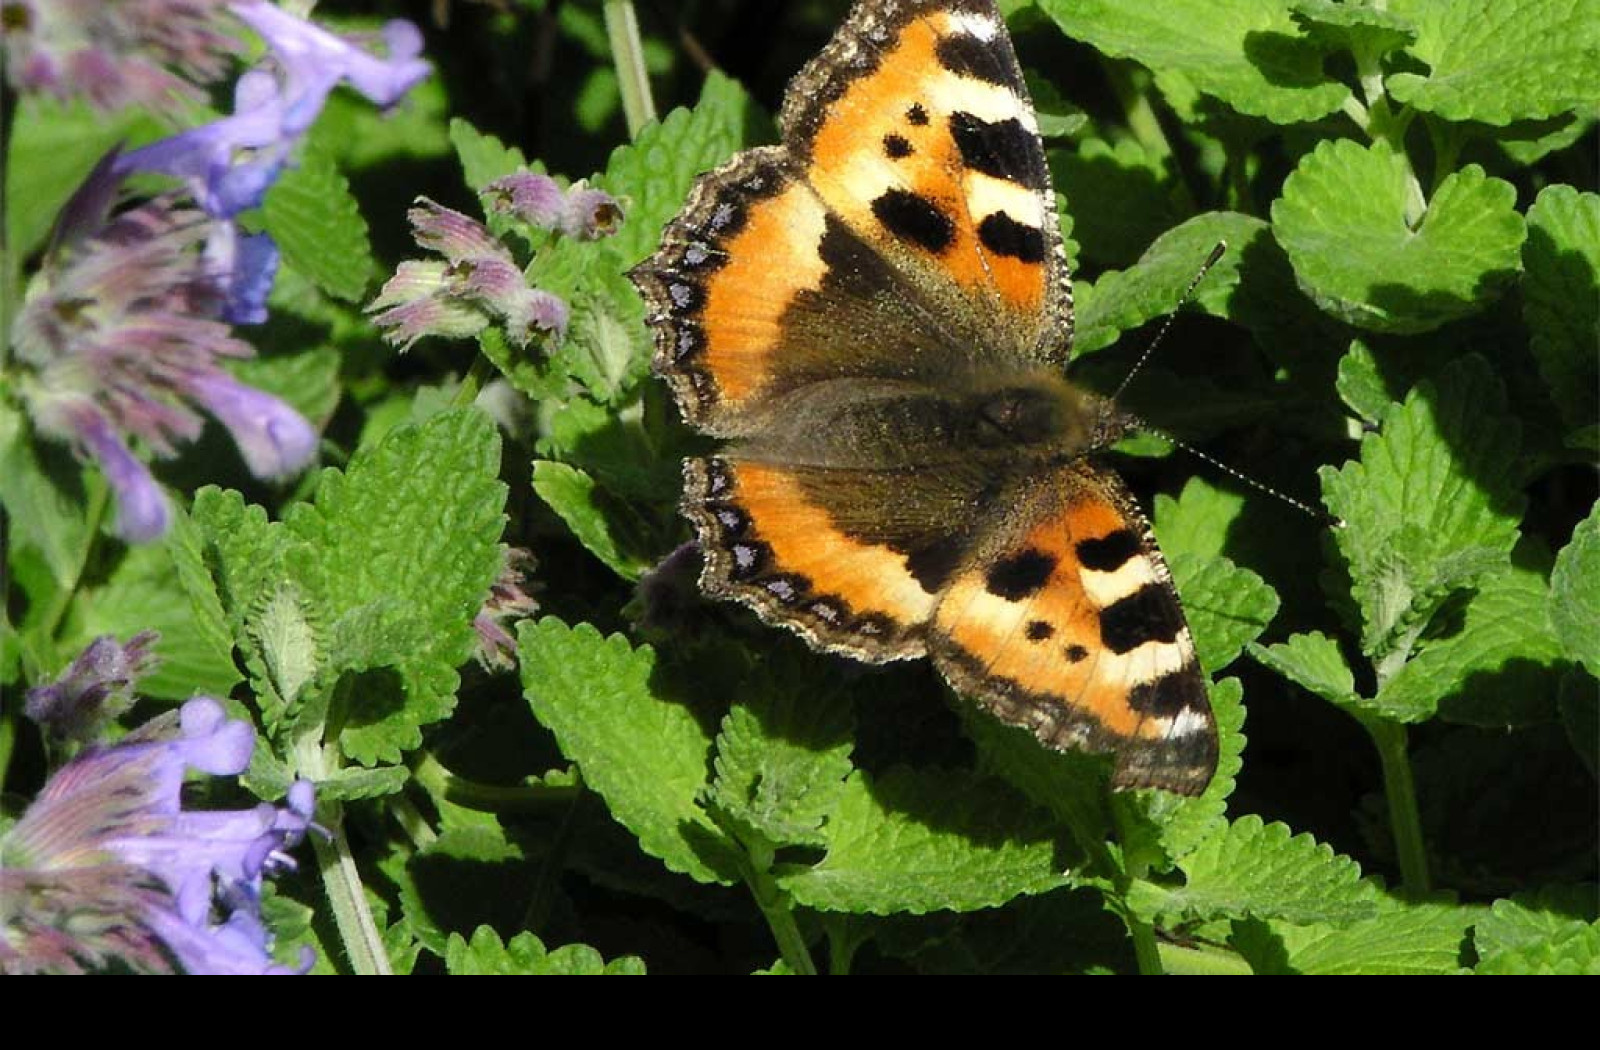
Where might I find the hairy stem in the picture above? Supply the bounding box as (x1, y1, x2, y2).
(1366, 718, 1431, 895)
(604, 0, 657, 138)
(312, 803, 394, 975)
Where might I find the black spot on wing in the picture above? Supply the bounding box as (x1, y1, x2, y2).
(883, 133, 913, 158)
(872, 189, 955, 254)
(905, 536, 966, 595)
(906, 103, 929, 126)
(1128, 671, 1208, 719)
(1063, 643, 1088, 663)
(935, 33, 1013, 88)
(1099, 584, 1184, 654)
(1025, 620, 1055, 641)
(977, 212, 1045, 263)
(948, 112, 1046, 187)
(1076, 529, 1143, 573)
(985, 549, 1056, 601)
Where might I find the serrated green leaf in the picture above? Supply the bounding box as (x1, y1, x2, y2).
(1320, 355, 1524, 661)
(707, 675, 855, 849)
(1153, 477, 1247, 563)
(445, 927, 645, 975)
(1523, 185, 1600, 438)
(1290, 0, 1417, 57)
(1133, 677, 1249, 864)
(1253, 897, 1475, 974)
(1075, 211, 1270, 355)
(1142, 814, 1379, 925)
(318, 765, 410, 802)
(517, 617, 740, 885)
(1552, 503, 1600, 675)
(189, 487, 289, 633)
(1038, 0, 1350, 123)
(163, 507, 242, 687)
(531, 461, 652, 580)
(250, 583, 320, 724)
(778, 767, 1073, 914)
(262, 146, 374, 303)
(65, 542, 242, 701)
(554, 268, 651, 404)
(449, 118, 531, 193)
(0, 405, 92, 591)
(1473, 886, 1600, 974)
(1381, 564, 1567, 726)
(1251, 631, 1361, 709)
(1386, 0, 1600, 124)
(1273, 141, 1526, 333)
(285, 409, 506, 763)
(1169, 552, 1278, 675)
(313, 78, 452, 171)
(1334, 340, 1391, 427)
(964, 708, 1112, 851)
(596, 70, 752, 268)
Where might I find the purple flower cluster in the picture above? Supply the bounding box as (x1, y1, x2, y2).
(3, 637, 318, 974)
(369, 172, 622, 352)
(8, 2, 432, 543)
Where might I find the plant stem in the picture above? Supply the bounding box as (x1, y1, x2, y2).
(1, 81, 18, 369)
(1107, 791, 1166, 975)
(312, 801, 394, 975)
(412, 750, 580, 811)
(747, 864, 817, 975)
(604, 0, 657, 138)
(1365, 718, 1431, 895)
(450, 352, 497, 408)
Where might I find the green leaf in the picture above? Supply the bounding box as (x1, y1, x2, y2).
(1051, 137, 1183, 270)
(531, 461, 652, 580)
(1244, 896, 1474, 974)
(444, 927, 645, 975)
(317, 765, 411, 802)
(1386, 0, 1600, 125)
(706, 673, 855, 849)
(1272, 141, 1526, 334)
(262, 145, 375, 303)
(449, 118, 531, 192)
(1138, 814, 1379, 925)
(1153, 477, 1247, 563)
(778, 767, 1073, 914)
(189, 487, 289, 636)
(1382, 564, 1567, 726)
(1290, 0, 1418, 58)
(1320, 355, 1524, 661)
(1474, 888, 1600, 975)
(596, 69, 753, 269)
(1334, 340, 1391, 427)
(312, 78, 452, 171)
(65, 542, 242, 701)
(1169, 552, 1279, 675)
(1037, 0, 1350, 123)
(284, 409, 506, 763)
(555, 271, 651, 404)
(5, 98, 159, 259)
(1552, 502, 1600, 676)
(1138, 676, 1249, 864)
(1522, 185, 1599, 438)
(517, 617, 740, 885)
(1075, 211, 1271, 355)
(1251, 632, 1361, 710)
(964, 708, 1112, 851)
(0, 405, 92, 592)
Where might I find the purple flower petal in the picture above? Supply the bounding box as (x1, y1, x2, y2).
(69, 404, 172, 543)
(184, 372, 317, 479)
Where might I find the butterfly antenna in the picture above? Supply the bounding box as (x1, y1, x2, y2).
(1110, 241, 1228, 403)
(1122, 416, 1345, 527)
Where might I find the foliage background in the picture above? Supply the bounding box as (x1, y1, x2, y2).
(2, 0, 1596, 973)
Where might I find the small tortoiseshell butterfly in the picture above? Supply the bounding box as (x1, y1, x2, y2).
(631, 0, 1216, 794)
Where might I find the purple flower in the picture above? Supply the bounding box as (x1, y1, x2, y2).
(473, 548, 540, 670)
(484, 172, 624, 241)
(13, 156, 318, 542)
(25, 630, 160, 744)
(0, 696, 317, 974)
(370, 199, 570, 351)
(1, 0, 240, 111)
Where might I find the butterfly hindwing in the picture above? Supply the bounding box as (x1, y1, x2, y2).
(929, 461, 1217, 794)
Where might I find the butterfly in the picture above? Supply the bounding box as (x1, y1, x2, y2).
(630, 0, 1216, 794)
